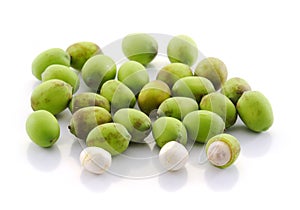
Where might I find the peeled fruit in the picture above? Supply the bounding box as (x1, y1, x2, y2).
(31, 79, 72, 115)
(200, 92, 237, 129)
(117, 61, 149, 95)
(183, 110, 225, 143)
(26, 110, 60, 148)
(221, 77, 251, 104)
(152, 117, 187, 148)
(172, 76, 215, 103)
(156, 63, 193, 88)
(81, 54, 116, 92)
(66, 41, 102, 70)
(68, 106, 112, 140)
(69, 92, 110, 114)
(138, 80, 171, 115)
(236, 91, 273, 132)
(194, 57, 228, 90)
(157, 97, 198, 120)
(122, 33, 158, 65)
(167, 35, 198, 66)
(86, 123, 131, 156)
(42, 64, 80, 93)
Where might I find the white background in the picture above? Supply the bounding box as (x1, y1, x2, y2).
(1, 0, 299, 209)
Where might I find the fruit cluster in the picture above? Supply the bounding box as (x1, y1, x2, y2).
(26, 33, 274, 175)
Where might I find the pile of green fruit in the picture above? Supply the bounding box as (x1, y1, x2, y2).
(26, 33, 274, 175)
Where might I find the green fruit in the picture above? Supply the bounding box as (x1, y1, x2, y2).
(66, 41, 102, 70)
(69, 92, 110, 114)
(117, 61, 149, 95)
(113, 108, 151, 143)
(236, 91, 273, 132)
(81, 54, 116, 92)
(167, 35, 198, 66)
(68, 106, 112, 140)
(194, 57, 228, 90)
(152, 117, 187, 148)
(99, 80, 136, 113)
(200, 92, 237, 129)
(32, 48, 70, 80)
(157, 97, 198, 120)
(156, 63, 193, 88)
(172, 76, 215, 103)
(42, 64, 80, 93)
(122, 33, 158, 65)
(138, 80, 171, 115)
(31, 79, 72, 115)
(26, 110, 60, 147)
(205, 134, 240, 169)
(86, 123, 131, 156)
(183, 110, 225, 143)
(221, 77, 251, 104)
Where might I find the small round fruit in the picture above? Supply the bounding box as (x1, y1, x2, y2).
(236, 91, 273, 132)
(167, 35, 198, 66)
(80, 147, 112, 175)
(122, 33, 158, 65)
(205, 134, 240, 169)
(221, 77, 251, 104)
(31, 79, 73, 115)
(26, 110, 60, 147)
(32, 48, 70, 80)
(159, 141, 189, 171)
(195, 57, 228, 90)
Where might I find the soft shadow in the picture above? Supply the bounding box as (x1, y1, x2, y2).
(158, 168, 188, 192)
(70, 139, 85, 163)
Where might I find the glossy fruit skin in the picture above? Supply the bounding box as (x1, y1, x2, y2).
(81, 54, 116, 92)
(200, 92, 237, 129)
(68, 106, 112, 140)
(194, 57, 228, 90)
(86, 123, 131, 156)
(66, 41, 102, 70)
(167, 35, 198, 66)
(42, 64, 80, 93)
(236, 91, 273, 132)
(32, 48, 70, 80)
(183, 110, 225, 143)
(31, 79, 73, 115)
(26, 110, 60, 147)
(152, 117, 187, 148)
(221, 77, 251, 104)
(122, 33, 158, 65)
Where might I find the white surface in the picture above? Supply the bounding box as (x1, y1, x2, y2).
(1, 0, 300, 209)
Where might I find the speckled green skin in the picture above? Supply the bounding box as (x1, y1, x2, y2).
(152, 117, 187, 148)
(42, 64, 80, 93)
(195, 57, 228, 90)
(81, 55, 116, 92)
(237, 91, 273, 132)
(157, 97, 199, 120)
(200, 92, 237, 129)
(32, 48, 70, 80)
(205, 134, 240, 169)
(183, 110, 225, 143)
(117, 61, 149, 95)
(167, 35, 198, 66)
(138, 80, 171, 115)
(156, 63, 193, 88)
(221, 77, 251, 104)
(113, 108, 151, 143)
(122, 33, 158, 65)
(172, 76, 215, 103)
(86, 123, 131, 156)
(26, 110, 60, 148)
(66, 41, 102, 70)
(68, 106, 112, 140)
(69, 92, 110, 114)
(31, 79, 72, 115)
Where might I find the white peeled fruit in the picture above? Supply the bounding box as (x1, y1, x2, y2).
(159, 141, 189, 171)
(80, 147, 112, 175)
